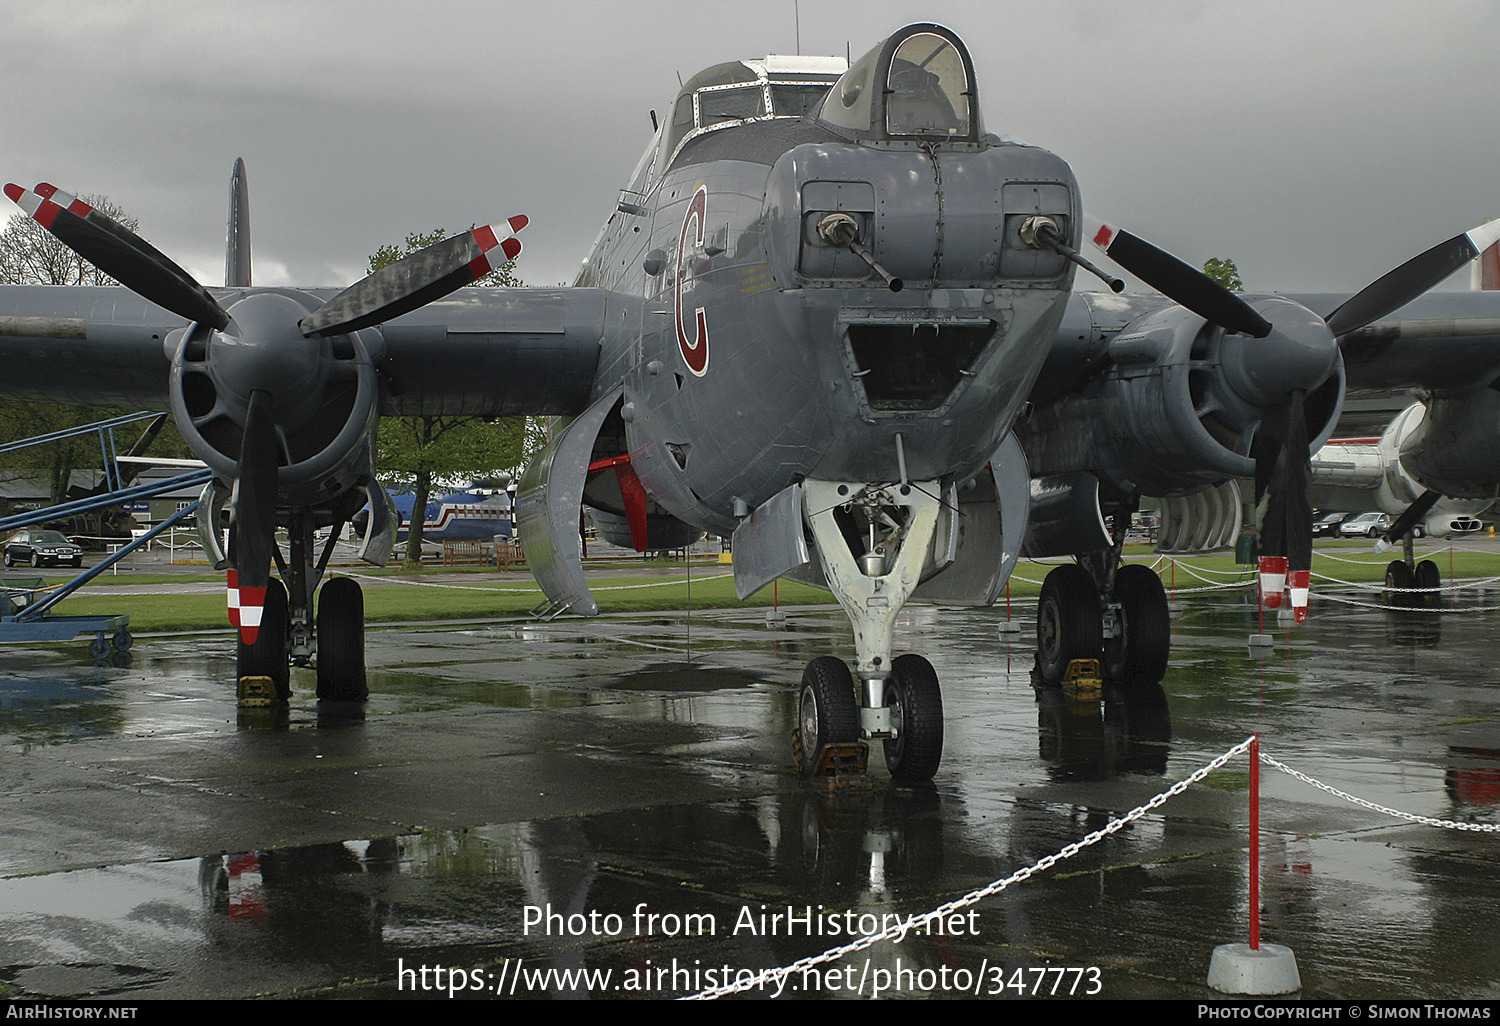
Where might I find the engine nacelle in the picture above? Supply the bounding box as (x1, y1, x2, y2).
(1021, 301, 1344, 497)
(1403, 389, 1500, 501)
(166, 290, 384, 516)
(1311, 402, 1496, 530)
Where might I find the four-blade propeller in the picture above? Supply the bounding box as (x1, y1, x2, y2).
(5, 176, 525, 644)
(1093, 218, 1500, 620)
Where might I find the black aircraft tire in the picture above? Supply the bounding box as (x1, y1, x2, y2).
(798, 657, 858, 776)
(1415, 559, 1442, 608)
(884, 654, 943, 784)
(1103, 564, 1171, 686)
(1384, 560, 1415, 608)
(317, 577, 368, 701)
(237, 578, 290, 701)
(1036, 564, 1102, 684)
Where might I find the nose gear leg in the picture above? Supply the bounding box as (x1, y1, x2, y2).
(797, 479, 946, 782)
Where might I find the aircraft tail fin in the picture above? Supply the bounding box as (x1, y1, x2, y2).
(226, 158, 251, 288)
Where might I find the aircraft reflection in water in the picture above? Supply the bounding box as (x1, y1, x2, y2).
(185, 789, 1128, 997)
(1035, 683, 1171, 781)
(6, 22, 1500, 783)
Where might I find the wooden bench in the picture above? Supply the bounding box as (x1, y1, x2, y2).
(441, 539, 493, 565)
(495, 540, 526, 571)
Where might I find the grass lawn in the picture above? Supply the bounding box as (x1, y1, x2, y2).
(18, 541, 1500, 635)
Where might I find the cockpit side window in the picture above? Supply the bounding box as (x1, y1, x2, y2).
(697, 84, 766, 127)
(770, 82, 836, 116)
(886, 33, 969, 137)
(817, 46, 880, 134)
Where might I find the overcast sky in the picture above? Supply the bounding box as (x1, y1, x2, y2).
(1, 0, 1496, 296)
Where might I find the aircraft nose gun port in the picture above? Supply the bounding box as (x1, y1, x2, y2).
(1019, 215, 1123, 293)
(816, 212, 904, 292)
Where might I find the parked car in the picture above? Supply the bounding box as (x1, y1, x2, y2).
(3, 529, 84, 568)
(1312, 512, 1350, 538)
(1339, 512, 1392, 538)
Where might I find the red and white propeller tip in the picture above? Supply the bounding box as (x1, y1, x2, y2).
(467, 216, 527, 278)
(4, 182, 93, 228)
(226, 569, 267, 646)
(1258, 556, 1311, 622)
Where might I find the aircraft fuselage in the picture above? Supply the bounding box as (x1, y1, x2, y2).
(578, 94, 1079, 539)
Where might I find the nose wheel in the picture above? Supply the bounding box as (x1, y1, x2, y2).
(796, 657, 859, 776)
(883, 654, 943, 784)
(797, 479, 949, 784)
(795, 653, 944, 784)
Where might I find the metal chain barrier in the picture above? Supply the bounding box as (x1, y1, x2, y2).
(681, 737, 1493, 1000)
(1162, 557, 1253, 577)
(1314, 591, 1500, 613)
(1309, 568, 1500, 593)
(683, 736, 1256, 1000)
(1318, 548, 1440, 565)
(1260, 751, 1500, 833)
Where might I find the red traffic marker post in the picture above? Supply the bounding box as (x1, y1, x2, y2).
(1207, 734, 1302, 994)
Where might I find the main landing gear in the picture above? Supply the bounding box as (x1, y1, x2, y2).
(1383, 557, 1442, 609)
(794, 480, 946, 785)
(236, 575, 368, 702)
(1035, 557, 1170, 688)
(235, 514, 369, 704)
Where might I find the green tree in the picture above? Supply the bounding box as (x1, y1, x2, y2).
(368, 228, 530, 567)
(1203, 257, 1244, 291)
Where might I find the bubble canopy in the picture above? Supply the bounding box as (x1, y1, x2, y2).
(817, 23, 979, 143)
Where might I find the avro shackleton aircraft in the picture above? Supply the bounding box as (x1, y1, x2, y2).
(4, 24, 1500, 783)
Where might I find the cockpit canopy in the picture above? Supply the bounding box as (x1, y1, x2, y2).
(818, 23, 979, 142)
(658, 54, 847, 174)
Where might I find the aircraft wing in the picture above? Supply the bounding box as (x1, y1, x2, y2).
(0, 286, 176, 407)
(0, 284, 606, 419)
(1309, 290, 1500, 393)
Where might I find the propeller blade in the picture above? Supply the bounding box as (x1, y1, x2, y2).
(1091, 223, 1273, 339)
(1324, 221, 1500, 337)
(1252, 390, 1313, 618)
(587, 454, 650, 552)
(227, 390, 279, 646)
(299, 216, 527, 337)
(1379, 489, 1441, 547)
(3, 182, 230, 330)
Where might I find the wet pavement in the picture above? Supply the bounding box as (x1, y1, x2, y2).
(1, 587, 1498, 1000)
